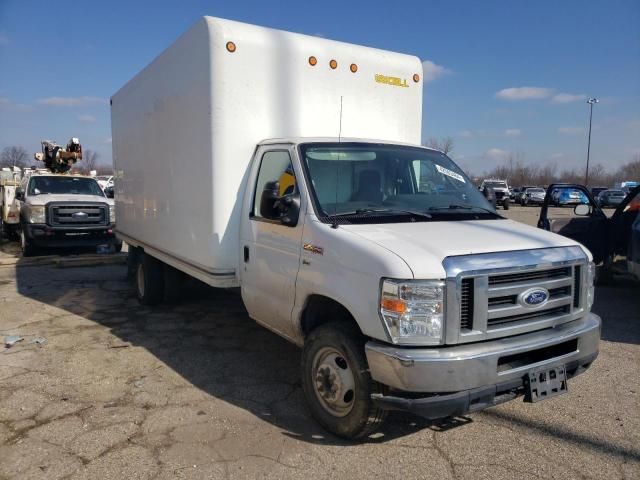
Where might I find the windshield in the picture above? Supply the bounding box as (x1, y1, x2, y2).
(300, 143, 498, 222)
(484, 181, 507, 188)
(28, 176, 104, 196)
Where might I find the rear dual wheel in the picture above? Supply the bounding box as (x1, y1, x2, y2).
(135, 253, 164, 305)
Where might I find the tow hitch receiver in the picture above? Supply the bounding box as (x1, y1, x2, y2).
(524, 365, 567, 403)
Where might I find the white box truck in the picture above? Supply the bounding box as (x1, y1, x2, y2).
(112, 17, 600, 438)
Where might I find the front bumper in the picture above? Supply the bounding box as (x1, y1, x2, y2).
(366, 313, 600, 417)
(24, 223, 119, 248)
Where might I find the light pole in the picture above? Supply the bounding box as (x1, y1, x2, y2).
(585, 97, 599, 186)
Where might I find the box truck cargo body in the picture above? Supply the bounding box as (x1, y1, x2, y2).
(112, 17, 600, 439)
(112, 17, 422, 282)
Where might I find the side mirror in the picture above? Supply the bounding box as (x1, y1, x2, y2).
(15, 189, 24, 201)
(260, 181, 281, 219)
(279, 192, 300, 227)
(574, 204, 591, 216)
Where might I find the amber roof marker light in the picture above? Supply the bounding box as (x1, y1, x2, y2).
(226, 41, 236, 53)
(329, 59, 338, 69)
(308, 56, 317, 66)
(413, 73, 420, 83)
(350, 63, 358, 73)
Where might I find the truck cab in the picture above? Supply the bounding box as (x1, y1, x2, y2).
(16, 172, 120, 256)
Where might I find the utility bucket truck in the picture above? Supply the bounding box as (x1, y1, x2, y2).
(112, 17, 600, 439)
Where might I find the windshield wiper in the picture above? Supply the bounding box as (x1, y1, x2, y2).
(428, 204, 500, 215)
(330, 208, 432, 220)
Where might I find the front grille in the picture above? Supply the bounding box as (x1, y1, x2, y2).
(488, 267, 571, 286)
(460, 278, 474, 330)
(488, 305, 570, 327)
(48, 203, 108, 227)
(445, 248, 588, 344)
(573, 266, 581, 308)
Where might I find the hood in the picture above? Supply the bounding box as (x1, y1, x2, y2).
(27, 194, 112, 207)
(342, 218, 581, 278)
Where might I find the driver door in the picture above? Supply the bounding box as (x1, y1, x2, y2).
(240, 146, 305, 340)
(538, 184, 609, 263)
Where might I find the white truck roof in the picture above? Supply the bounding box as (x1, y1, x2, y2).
(111, 16, 424, 275)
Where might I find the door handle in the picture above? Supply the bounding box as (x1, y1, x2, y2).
(243, 246, 250, 263)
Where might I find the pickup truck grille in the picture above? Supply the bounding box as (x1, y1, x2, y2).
(444, 247, 588, 344)
(48, 203, 108, 227)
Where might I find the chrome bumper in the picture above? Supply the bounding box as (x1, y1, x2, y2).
(366, 313, 600, 393)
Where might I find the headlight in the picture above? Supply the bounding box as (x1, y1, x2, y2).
(380, 279, 445, 345)
(586, 262, 595, 309)
(109, 205, 116, 223)
(28, 206, 46, 224)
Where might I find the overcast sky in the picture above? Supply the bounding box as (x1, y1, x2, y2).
(0, 0, 638, 174)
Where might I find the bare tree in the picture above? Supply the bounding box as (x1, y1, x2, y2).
(617, 155, 640, 180)
(83, 149, 99, 173)
(424, 137, 454, 154)
(0, 146, 28, 168)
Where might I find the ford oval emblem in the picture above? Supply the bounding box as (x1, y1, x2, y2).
(520, 288, 549, 308)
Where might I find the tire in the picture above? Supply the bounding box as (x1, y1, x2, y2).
(163, 264, 184, 304)
(113, 241, 123, 253)
(136, 253, 165, 305)
(126, 246, 141, 279)
(20, 227, 37, 257)
(503, 199, 510, 210)
(301, 322, 387, 439)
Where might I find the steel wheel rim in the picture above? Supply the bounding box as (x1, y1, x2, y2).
(136, 264, 145, 298)
(311, 346, 356, 417)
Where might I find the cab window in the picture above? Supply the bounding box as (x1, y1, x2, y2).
(252, 150, 296, 219)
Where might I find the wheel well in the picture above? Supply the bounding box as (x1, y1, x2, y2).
(300, 295, 360, 338)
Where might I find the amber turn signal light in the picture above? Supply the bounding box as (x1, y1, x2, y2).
(350, 63, 358, 73)
(413, 73, 420, 83)
(226, 41, 236, 53)
(329, 59, 338, 69)
(381, 298, 407, 314)
(308, 56, 317, 66)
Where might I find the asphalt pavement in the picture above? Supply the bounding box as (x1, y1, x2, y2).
(0, 206, 638, 479)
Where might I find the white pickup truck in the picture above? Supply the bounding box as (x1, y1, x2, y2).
(112, 17, 600, 438)
(16, 172, 120, 256)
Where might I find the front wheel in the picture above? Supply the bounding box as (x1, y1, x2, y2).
(20, 228, 36, 257)
(301, 322, 387, 439)
(502, 198, 510, 210)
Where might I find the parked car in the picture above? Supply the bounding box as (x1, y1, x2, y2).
(520, 187, 546, 206)
(95, 175, 114, 191)
(596, 189, 625, 208)
(590, 186, 608, 199)
(479, 179, 510, 209)
(514, 185, 538, 204)
(550, 187, 588, 206)
(629, 207, 640, 282)
(538, 184, 640, 281)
